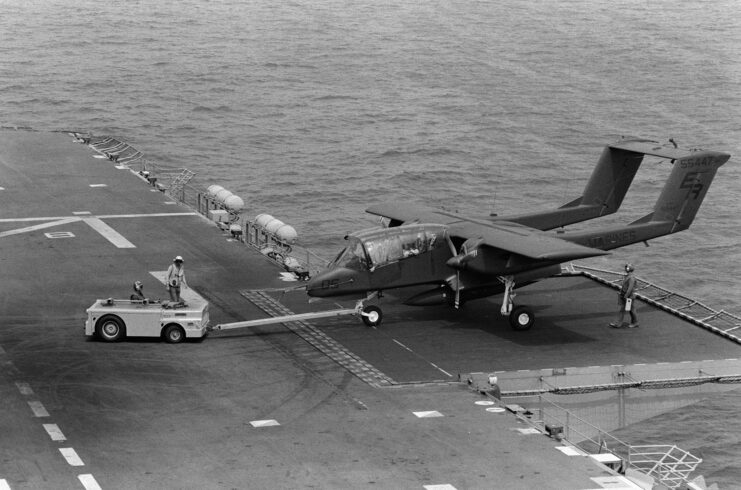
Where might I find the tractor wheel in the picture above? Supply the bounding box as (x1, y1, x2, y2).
(163, 324, 186, 344)
(96, 315, 126, 342)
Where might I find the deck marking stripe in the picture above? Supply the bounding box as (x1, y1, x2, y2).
(89, 184, 107, 188)
(72, 211, 92, 215)
(78, 474, 102, 490)
(28, 401, 49, 417)
(250, 419, 280, 427)
(82, 217, 136, 248)
(424, 485, 457, 490)
(0, 218, 80, 238)
(59, 448, 84, 466)
(392, 339, 413, 352)
(0, 479, 10, 490)
(43, 424, 66, 441)
(15, 382, 33, 396)
(429, 363, 453, 377)
(413, 411, 443, 418)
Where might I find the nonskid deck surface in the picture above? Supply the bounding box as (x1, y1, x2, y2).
(255, 275, 741, 384)
(0, 130, 734, 489)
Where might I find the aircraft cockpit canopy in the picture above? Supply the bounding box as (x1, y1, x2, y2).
(330, 224, 448, 271)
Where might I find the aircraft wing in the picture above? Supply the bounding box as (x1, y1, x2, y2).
(448, 220, 609, 261)
(367, 202, 608, 261)
(367, 202, 472, 225)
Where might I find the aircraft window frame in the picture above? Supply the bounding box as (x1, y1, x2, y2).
(331, 237, 369, 271)
(360, 225, 446, 269)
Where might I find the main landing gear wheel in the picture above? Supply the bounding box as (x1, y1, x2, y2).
(163, 324, 185, 344)
(509, 305, 535, 331)
(96, 315, 125, 342)
(361, 305, 383, 327)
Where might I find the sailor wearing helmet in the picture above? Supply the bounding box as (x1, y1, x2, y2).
(130, 280, 146, 301)
(166, 256, 188, 304)
(610, 263, 639, 329)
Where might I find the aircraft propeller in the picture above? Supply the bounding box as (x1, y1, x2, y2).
(445, 237, 484, 308)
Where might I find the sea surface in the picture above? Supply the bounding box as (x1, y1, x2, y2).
(1, 0, 739, 485)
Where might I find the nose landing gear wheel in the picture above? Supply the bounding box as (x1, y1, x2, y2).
(509, 305, 535, 331)
(361, 305, 383, 327)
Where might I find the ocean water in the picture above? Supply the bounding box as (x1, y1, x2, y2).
(1, 0, 739, 485)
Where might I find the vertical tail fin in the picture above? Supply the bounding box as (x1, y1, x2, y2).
(508, 139, 646, 230)
(561, 140, 730, 251)
(628, 148, 730, 232)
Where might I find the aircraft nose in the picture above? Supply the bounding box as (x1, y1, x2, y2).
(306, 267, 357, 297)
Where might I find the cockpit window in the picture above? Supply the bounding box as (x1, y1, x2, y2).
(360, 225, 445, 268)
(330, 237, 368, 271)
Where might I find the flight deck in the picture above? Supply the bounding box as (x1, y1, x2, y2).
(0, 129, 737, 489)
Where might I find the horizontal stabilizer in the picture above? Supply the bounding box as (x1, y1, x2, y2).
(609, 138, 696, 160)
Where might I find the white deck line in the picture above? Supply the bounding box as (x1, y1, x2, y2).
(77, 474, 102, 490)
(27, 401, 49, 417)
(82, 217, 136, 248)
(59, 448, 84, 466)
(42, 424, 66, 442)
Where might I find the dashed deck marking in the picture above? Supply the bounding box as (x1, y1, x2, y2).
(59, 448, 84, 466)
(78, 474, 102, 490)
(15, 382, 33, 396)
(88, 184, 107, 188)
(413, 411, 443, 418)
(42, 424, 66, 441)
(424, 485, 457, 490)
(27, 401, 49, 417)
(82, 217, 135, 248)
(72, 211, 91, 215)
(250, 419, 280, 428)
(391, 339, 453, 379)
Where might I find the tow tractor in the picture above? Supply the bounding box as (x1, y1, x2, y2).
(84, 298, 210, 343)
(85, 293, 381, 343)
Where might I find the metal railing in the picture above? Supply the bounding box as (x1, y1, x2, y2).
(565, 264, 741, 344)
(629, 445, 702, 489)
(530, 396, 701, 488)
(86, 134, 323, 279)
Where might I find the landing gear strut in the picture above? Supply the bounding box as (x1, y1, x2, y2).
(499, 275, 535, 331)
(355, 291, 383, 327)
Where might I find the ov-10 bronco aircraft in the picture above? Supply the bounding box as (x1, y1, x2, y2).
(306, 138, 730, 330)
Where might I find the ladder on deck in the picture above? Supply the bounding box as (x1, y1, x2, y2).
(168, 169, 196, 196)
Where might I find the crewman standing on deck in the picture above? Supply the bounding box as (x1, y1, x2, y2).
(166, 256, 188, 304)
(610, 263, 639, 328)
